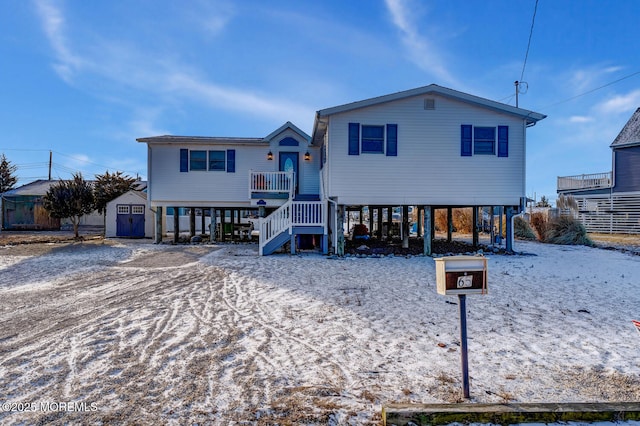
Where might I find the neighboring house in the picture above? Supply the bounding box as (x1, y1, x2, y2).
(557, 108, 640, 234)
(138, 84, 546, 254)
(1, 179, 104, 231)
(105, 189, 153, 238)
(1, 180, 60, 230)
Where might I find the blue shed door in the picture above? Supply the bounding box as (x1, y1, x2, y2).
(116, 204, 145, 238)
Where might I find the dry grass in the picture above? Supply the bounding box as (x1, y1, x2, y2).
(435, 208, 474, 233)
(558, 366, 640, 401)
(588, 233, 640, 247)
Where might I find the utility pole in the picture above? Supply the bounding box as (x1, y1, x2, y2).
(48, 151, 52, 181)
(515, 81, 519, 107)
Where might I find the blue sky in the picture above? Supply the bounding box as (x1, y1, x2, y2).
(2, 0, 640, 204)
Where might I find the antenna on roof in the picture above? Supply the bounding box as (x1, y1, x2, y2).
(514, 81, 528, 107)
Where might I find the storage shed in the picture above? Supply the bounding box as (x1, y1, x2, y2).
(105, 190, 153, 238)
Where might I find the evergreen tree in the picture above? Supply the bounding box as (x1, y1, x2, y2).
(536, 195, 550, 207)
(0, 153, 18, 193)
(43, 173, 95, 238)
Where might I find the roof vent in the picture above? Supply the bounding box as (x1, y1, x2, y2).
(424, 98, 435, 110)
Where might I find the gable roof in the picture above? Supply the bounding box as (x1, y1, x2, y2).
(263, 121, 311, 143)
(3, 179, 63, 197)
(107, 189, 147, 206)
(611, 108, 640, 148)
(312, 84, 547, 145)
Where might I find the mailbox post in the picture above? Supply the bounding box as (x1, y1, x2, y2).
(434, 255, 487, 399)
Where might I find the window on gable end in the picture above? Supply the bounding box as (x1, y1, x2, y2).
(473, 127, 496, 155)
(361, 125, 385, 153)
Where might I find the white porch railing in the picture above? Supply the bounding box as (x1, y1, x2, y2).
(259, 200, 326, 255)
(292, 201, 326, 227)
(249, 171, 295, 198)
(557, 172, 612, 191)
(259, 200, 292, 255)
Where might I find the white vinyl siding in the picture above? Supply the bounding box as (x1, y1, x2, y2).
(325, 94, 526, 206)
(149, 144, 264, 206)
(147, 129, 320, 207)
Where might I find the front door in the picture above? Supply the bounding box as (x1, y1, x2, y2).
(279, 152, 299, 194)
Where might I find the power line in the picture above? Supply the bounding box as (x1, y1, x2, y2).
(538, 69, 640, 110)
(520, 0, 539, 83)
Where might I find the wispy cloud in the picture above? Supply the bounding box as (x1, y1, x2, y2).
(185, 0, 235, 38)
(33, 0, 86, 83)
(32, 0, 313, 131)
(567, 64, 625, 95)
(568, 115, 592, 123)
(384, 0, 458, 86)
(164, 72, 313, 124)
(595, 89, 640, 115)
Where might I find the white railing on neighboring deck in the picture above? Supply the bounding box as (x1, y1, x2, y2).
(259, 200, 326, 255)
(249, 171, 295, 198)
(557, 172, 612, 191)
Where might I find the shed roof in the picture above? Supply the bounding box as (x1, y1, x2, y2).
(312, 84, 547, 145)
(611, 108, 640, 148)
(136, 122, 311, 146)
(136, 135, 266, 145)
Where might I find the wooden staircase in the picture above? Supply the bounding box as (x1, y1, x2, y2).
(259, 196, 326, 255)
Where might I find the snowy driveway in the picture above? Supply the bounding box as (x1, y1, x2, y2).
(0, 240, 639, 424)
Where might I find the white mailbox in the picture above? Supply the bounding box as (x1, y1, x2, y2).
(435, 256, 487, 296)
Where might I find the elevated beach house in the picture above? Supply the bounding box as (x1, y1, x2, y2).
(138, 84, 546, 255)
(557, 108, 640, 234)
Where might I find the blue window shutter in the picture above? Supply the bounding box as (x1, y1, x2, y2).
(226, 149, 236, 173)
(498, 126, 508, 157)
(180, 149, 188, 172)
(461, 125, 472, 156)
(386, 124, 398, 156)
(348, 123, 360, 155)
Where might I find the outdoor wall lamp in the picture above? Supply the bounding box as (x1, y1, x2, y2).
(267, 151, 273, 161)
(304, 151, 311, 161)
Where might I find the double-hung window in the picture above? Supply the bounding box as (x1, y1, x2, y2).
(348, 123, 398, 156)
(473, 127, 496, 155)
(361, 125, 385, 153)
(180, 148, 236, 172)
(208, 150, 225, 171)
(461, 125, 508, 157)
(190, 150, 207, 171)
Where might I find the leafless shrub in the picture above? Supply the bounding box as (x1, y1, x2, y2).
(435, 208, 473, 233)
(530, 212, 548, 240)
(557, 194, 578, 211)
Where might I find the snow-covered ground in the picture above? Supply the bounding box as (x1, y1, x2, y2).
(0, 239, 639, 425)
